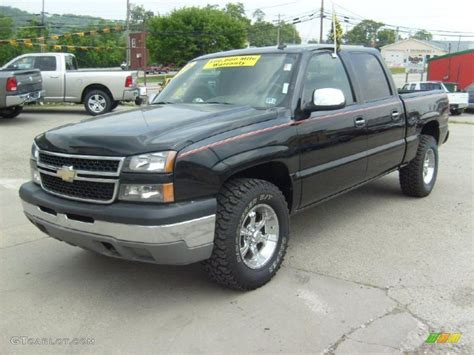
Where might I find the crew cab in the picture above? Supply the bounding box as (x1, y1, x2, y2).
(0, 68, 43, 119)
(19, 45, 449, 290)
(401, 81, 468, 115)
(3, 53, 139, 115)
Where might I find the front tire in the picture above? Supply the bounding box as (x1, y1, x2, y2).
(0, 106, 23, 119)
(203, 178, 289, 290)
(84, 89, 112, 116)
(399, 135, 438, 197)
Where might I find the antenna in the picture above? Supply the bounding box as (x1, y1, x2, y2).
(332, 3, 337, 58)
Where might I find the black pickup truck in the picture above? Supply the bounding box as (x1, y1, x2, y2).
(20, 45, 449, 290)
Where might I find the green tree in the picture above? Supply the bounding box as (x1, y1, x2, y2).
(248, 20, 300, 47)
(252, 9, 265, 22)
(130, 4, 154, 31)
(0, 15, 20, 65)
(248, 20, 275, 47)
(377, 28, 396, 48)
(412, 29, 433, 41)
(56, 21, 124, 67)
(327, 16, 344, 50)
(344, 19, 384, 46)
(280, 23, 301, 45)
(147, 7, 247, 66)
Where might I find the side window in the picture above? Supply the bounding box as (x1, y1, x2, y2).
(350, 53, 392, 101)
(410, 84, 416, 90)
(303, 53, 354, 105)
(65, 55, 78, 70)
(33, 56, 57, 71)
(9, 57, 34, 70)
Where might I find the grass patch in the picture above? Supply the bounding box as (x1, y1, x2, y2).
(390, 67, 406, 74)
(138, 74, 174, 85)
(449, 120, 474, 125)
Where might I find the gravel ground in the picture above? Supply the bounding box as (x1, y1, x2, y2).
(0, 106, 472, 354)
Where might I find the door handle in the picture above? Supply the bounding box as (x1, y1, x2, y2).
(49, 75, 59, 79)
(391, 110, 400, 120)
(354, 117, 366, 128)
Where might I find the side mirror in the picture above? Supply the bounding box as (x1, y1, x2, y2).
(305, 88, 346, 112)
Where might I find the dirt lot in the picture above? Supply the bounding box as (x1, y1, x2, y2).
(0, 106, 472, 353)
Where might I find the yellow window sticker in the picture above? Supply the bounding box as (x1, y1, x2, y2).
(203, 55, 261, 69)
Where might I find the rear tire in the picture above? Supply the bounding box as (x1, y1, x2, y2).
(0, 106, 23, 119)
(399, 135, 438, 197)
(450, 108, 464, 116)
(84, 89, 112, 116)
(203, 178, 289, 290)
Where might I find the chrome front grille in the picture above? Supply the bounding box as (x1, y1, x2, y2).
(36, 150, 125, 204)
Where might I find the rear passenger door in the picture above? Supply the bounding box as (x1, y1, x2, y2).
(33, 55, 64, 101)
(348, 52, 405, 178)
(297, 51, 368, 206)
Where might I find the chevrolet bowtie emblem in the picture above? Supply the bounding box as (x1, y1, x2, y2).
(56, 165, 76, 182)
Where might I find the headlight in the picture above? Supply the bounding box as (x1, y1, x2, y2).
(119, 183, 174, 202)
(31, 142, 39, 161)
(125, 151, 176, 173)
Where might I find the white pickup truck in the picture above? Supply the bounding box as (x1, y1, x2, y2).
(401, 81, 469, 115)
(2, 53, 139, 115)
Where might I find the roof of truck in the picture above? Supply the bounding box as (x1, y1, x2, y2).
(196, 44, 374, 60)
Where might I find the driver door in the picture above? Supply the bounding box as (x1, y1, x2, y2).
(296, 52, 368, 207)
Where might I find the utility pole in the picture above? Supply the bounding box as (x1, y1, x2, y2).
(41, 0, 45, 52)
(276, 14, 281, 45)
(125, 0, 131, 69)
(319, 0, 324, 43)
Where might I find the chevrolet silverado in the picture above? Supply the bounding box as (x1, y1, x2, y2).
(20, 45, 449, 290)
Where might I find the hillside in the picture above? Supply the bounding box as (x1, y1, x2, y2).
(0, 6, 123, 33)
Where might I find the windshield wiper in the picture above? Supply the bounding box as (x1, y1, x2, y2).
(204, 101, 234, 105)
(153, 101, 175, 105)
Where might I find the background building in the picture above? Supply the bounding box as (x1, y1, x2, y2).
(427, 49, 474, 90)
(129, 32, 149, 70)
(381, 39, 447, 68)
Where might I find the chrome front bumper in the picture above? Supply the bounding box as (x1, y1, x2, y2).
(22, 200, 215, 265)
(6, 90, 44, 106)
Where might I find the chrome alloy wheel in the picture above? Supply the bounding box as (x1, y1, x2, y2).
(239, 204, 279, 269)
(423, 148, 436, 184)
(87, 94, 107, 113)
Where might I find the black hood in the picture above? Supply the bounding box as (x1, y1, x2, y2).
(35, 104, 279, 156)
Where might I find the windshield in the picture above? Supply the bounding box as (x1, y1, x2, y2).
(154, 54, 299, 109)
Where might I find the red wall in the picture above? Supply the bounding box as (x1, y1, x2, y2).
(427, 51, 474, 90)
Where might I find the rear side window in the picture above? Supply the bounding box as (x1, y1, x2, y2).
(350, 53, 392, 101)
(34, 56, 57, 71)
(65, 55, 78, 70)
(303, 52, 354, 105)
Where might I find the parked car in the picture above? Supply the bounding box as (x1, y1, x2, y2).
(0, 68, 43, 119)
(401, 81, 468, 115)
(145, 65, 170, 74)
(465, 83, 474, 110)
(20, 45, 449, 290)
(2, 53, 139, 115)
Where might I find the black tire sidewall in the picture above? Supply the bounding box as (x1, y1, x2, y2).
(0, 106, 23, 119)
(418, 137, 439, 195)
(84, 90, 112, 116)
(224, 185, 289, 287)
